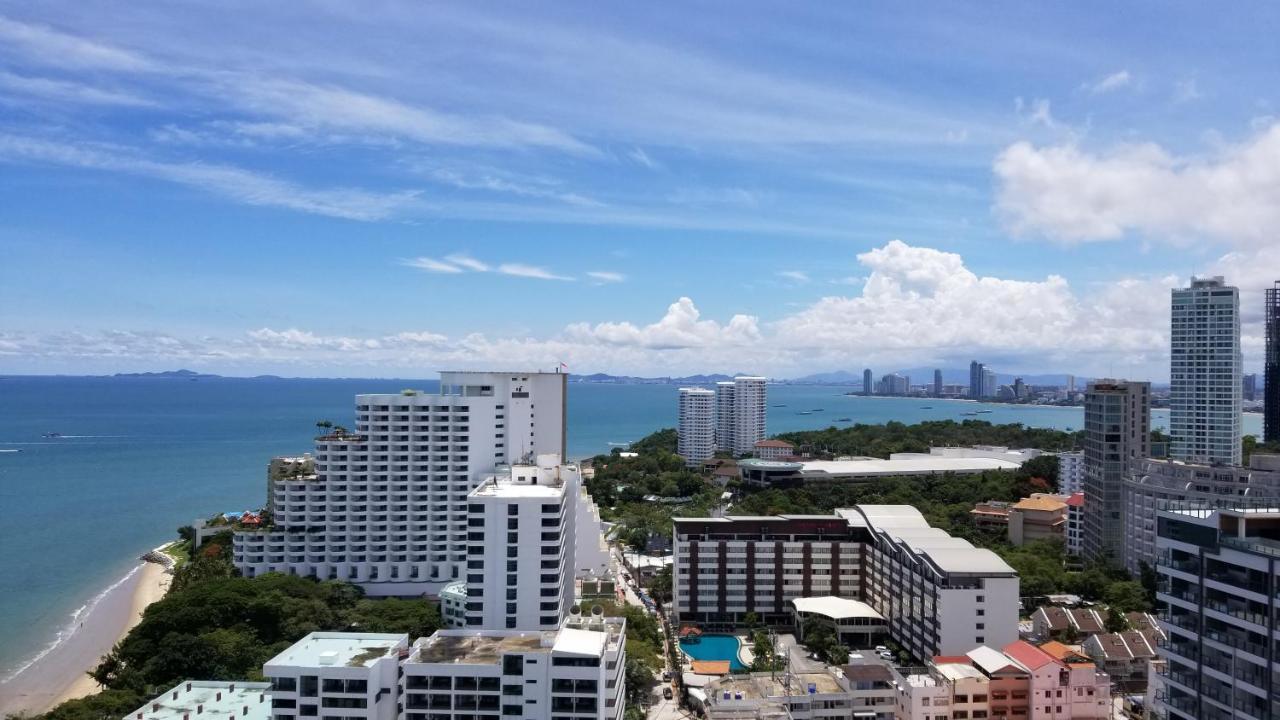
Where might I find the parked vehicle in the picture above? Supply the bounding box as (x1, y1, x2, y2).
(663, 687, 673, 700)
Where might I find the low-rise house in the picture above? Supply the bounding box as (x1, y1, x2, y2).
(753, 439, 796, 460)
(1003, 640, 1110, 719)
(1007, 495, 1068, 546)
(891, 661, 992, 720)
(971, 501, 1012, 531)
(1081, 629, 1161, 693)
(1029, 606, 1105, 642)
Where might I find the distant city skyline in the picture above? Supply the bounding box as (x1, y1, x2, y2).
(0, 4, 1277, 378)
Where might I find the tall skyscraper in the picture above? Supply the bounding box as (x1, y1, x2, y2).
(714, 380, 735, 452)
(714, 376, 767, 456)
(863, 368, 873, 396)
(1170, 276, 1242, 464)
(1267, 281, 1280, 442)
(969, 361, 984, 398)
(677, 387, 715, 467)
(983, 367, 997, 399)
(730, 376, 767, 455)
(880, 373, 908, 395)
(1081, 379, 1150, 562)
(933, 368, 943, 397)
(234, 371, 568, 594)
(1242, 373, 1258, 402)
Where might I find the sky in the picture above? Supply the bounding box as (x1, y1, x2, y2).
(0, 1, 1277, 380)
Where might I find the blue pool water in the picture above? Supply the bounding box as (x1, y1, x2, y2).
(680, 634, 746, 671)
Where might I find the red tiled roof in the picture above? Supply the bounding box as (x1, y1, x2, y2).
(1064, 492, 1085, 507)
(754, 439, 794, 448)
(1003, 640, 1059, 671)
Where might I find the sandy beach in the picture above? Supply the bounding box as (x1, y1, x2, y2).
(0, 559, 171, 715)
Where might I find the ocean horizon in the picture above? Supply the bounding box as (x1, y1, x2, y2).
(0, 374, 1263, 687)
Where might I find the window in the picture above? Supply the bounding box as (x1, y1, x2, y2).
(508, 505, 519, 516)
(503, 655, 524, 675)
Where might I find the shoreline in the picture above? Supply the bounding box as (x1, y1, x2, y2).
(0, 555, 172, 716)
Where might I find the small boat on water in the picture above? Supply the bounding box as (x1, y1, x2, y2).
(812, 408, 824, 412)
(796, 411, 813, 415)
(836, 417, 852, 422)
(771, 404, 787, 407)
(976, 410, 993, 414)
(920, 406, 933, 409)
(0, 449, 20, 453)
(42, 432, 62, 438)
(961, 412, 978, 416)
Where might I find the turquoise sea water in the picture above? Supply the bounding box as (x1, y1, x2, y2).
(0, 375, 1263, 680)
(680, 634, 746, 671)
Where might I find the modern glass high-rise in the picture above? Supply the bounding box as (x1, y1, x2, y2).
(933, 368, 943, 397)
(1266, 281, 1279, 442)
(863, 368, 873, 396)
(969, 361, 984, 398)
(1170, 276, 1242, 464)
(1081, 379, 1150, 562)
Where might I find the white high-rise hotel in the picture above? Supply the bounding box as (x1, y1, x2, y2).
(1170, 276, 1242, 465)
(712, 376, 767, 456)
(676, 387, 715, 467)
(234, 371, 570, 595)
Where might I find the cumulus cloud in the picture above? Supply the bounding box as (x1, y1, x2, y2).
(565, 297, 761, 350)
(8, 240, 1246, 378)
(994, 122, 1280, 248)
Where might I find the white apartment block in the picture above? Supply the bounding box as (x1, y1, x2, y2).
(1154, 502, 1279, 720)
(1057, 451, 1084, 496)
(125, 681, 273, 720)
(716, 376, 767, 456)
(234, 371, 567, 595)
(677, 387, 716, 467)
(1170, 276, 1242, 465)
(1064, 493, 1084, 558)
(462, 455, 593, 631)
(400, 613, 626, 720)
(1122, 454, 1280, 576)
(263, 632, 409, 720)
(673, 515, 867, 627)
(841, 506, 1019, 659)
(891, 660, 991, 720)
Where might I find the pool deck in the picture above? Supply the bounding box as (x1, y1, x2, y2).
(680, 633, 752, 673)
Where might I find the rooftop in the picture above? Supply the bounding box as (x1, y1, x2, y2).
(754, 439, 795, 448)
(1011, 496, 1068, 512)
(790, 596, 884, 621)
(127, 681, 272, 720)
(709, 672, 842, 701)
(264, 632, 406, 669)
(410, 632, 549, 665)
(797, 456, 1022, 477)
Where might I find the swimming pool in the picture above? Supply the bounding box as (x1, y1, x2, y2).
(679, 633, 746, 671)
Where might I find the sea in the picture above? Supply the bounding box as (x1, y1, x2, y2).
(0, 375, 1264, 686)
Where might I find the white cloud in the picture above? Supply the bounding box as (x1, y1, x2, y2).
(0, 16, 154, 72)
(586, 271, 626, 283)
(0, 133, 420, 220)
(402, 254, 575, 281)
(1085, 70, 1131, 94)
(425, 167, 601, 207)
(565, 297, 760, 350)
(445, 253, 490, 272)
(497, 263, 574, 281)
(0, 70, 155, 107)
(3, 244, 1259, 379)
(628, 147, 658, 169)
(777, 270, 810, 283)
(993, 122, 1280, 248)
(402, 257, 463, 273)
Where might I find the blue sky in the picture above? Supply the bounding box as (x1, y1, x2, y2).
(0, 2, 1277, 378)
